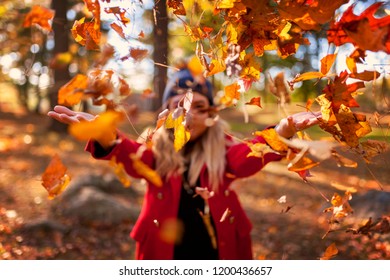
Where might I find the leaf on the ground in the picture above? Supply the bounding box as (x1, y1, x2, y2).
(58, 74, 88, 106)
(41, 154, 71, 199)
(23, 5, 55, 32)
(320, 243, 338, 260)
(130, 154, 162, 187)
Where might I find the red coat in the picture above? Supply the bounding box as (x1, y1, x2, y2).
(86, 132, 282, 260)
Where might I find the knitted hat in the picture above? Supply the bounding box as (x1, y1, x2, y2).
(162, 68, 213, 107)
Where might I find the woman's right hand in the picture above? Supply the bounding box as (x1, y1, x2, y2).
(47, 105, 97, 124)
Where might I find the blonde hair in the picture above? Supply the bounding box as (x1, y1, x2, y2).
(151, 119, 231, 192)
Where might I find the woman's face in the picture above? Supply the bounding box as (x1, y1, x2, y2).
(168, 92, 211, 141)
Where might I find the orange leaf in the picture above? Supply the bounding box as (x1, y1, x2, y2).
(109, 157, 131, 188)
(23, 5, 55, 32)
(167, 0, 186, 16)
(58, 74, 88, 106)
(320, 54, 336, 75)
(110, 22, 126, 39)
(104, 6, 130, 25)
(320, 243, 338, 260)
(245, 97, 262, 108)
(255, 129, 289, 153)
(290, 72, 325, 85)
(69, 110, 123, 147)
(221, 82, 241, 106)
(130, 154, 163, 187)
(349, 70, 380, 82)
(41, 154, 71, 199)
(288, 156, 320, 172)
(71, 17, 101, 50)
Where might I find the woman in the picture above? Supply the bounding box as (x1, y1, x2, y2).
(48, 68, 320, 260)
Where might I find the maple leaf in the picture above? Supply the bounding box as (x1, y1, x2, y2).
(41, 154, 71, 199)
(109, 157, 131, 188)
(360, 139, 390, 162)
(165, 112, 191, 151)
(246, 142, 274, 158)
(277, 0, 348, 30)
(269, 72, 291, 105)
(323, 191, 354, 219)
(320, 243, 338, 260)
(58, 74, 88, 106)
(255, 129, 289, 153)
(121, 48, 149, 62)
(84, 0, 101, 30)
(239, 52, 261, 81)
(71, 17, 101, 50)
(221, 82, 241, 106)
(323, 71, 363, 111)
(245, 97, 262, 108)
(23, 5, 55, 32)
(167, 0, 186, 16)
(327, 2, 390, 54)
(130, 154, 163, 187)
(69, 110, 123, 147)
(104, 6, 130, 25)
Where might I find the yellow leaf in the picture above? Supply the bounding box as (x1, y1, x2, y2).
(221, 82, 241, 106)
(58, 74, 88, 106)
(346, 57, 357, 73)
(109, 157, 132, 187)
(288, 156, 320, 172)
(165, 112, 191, 151)
(255, 129, 289, 153)
(206, 59, 226, 76)
(291, 72, 325, 84)
(188, 56, 204, 76)
(69, 111, 123, 147)
(247, 142, 274, 158)
(130, 154, 163, 187)
(240, 52, 261, 81)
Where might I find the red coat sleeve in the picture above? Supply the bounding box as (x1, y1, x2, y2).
(226, 135, 283, 178)
(85, 131, 154, 179)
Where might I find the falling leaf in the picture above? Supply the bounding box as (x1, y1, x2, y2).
(320, 243, 338, 260)
(280, 138, 339, 161)
(288, 156, 320, 172)
(69, 110, 123, 147)
(327, 2, 390, 54)
(167, 0, 186, 16)
(71, 17, 101, 50)
(349, 70, 380, 82)
(206, 59, 226, 76)
(255, 129, 289, 153)
(320, 54, 337, 75)
(277, 195, 287, 204)
(122, 48, 149, 62)
(246, 142, 274, 158)
(41, 154, 71, 199)
(165, 113, 191, 151)
(323, 191, 353, 219)
(130, 154, 162, 187)
(220, 208, 231, 222)
(360, 139, 390, 162)
(23, 5, 55, 32)
(110, 22, 126, 39)
(159, 218, 184, 244)
(245, 97, 262, 108)
(58, 74, 88, 106)
(109, 157, 131, 188)
(104, 6, 130, 25)
(221, 82, 241, 106)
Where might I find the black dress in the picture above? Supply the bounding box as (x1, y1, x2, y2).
(173, 172, 218, 260)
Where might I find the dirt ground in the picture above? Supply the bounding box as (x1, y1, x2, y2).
(0, 104, 389, 260)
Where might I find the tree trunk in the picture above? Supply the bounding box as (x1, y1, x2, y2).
(48, 0, 70, 132)
(152, 0, 168, 111)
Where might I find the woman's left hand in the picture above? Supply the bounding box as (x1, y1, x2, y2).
(275, 111, 322, 138)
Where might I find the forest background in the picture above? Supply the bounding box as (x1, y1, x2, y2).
(0, 0, 389, 260)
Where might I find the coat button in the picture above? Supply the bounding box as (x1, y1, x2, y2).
(157, 192, 163, 200)
(224, 190, 230, 197)
(229, 216, 235, 224)
(153, 219, 159, 227)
